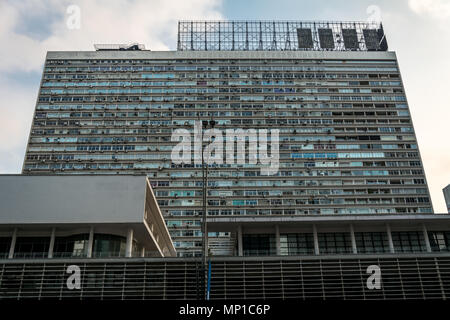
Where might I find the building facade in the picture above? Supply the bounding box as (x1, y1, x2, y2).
(22, 21, 433, 258)
(0, 175, 176, 259)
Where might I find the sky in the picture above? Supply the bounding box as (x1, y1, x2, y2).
(0, 0, 449, 212)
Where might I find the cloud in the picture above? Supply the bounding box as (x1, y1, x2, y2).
(0, 0, 224, 173)
(409, 0, 450, 19)
(0, 0, 224, 73)
(0, 74, 38, 173)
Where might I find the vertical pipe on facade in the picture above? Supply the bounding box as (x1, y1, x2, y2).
(386, 223, 395, 253)
(422, 224, 432, 253)
(48, 227, 56, 258)
(206, 260, 211, 300)
(237, 225, 243, 257)
(126, 228, 134, 258)
(275, 225, 281, 256)
(8, 228, 18, 259)
(313, 224, 320, 255)
(87, 226, 94, 258)
(350, 224, 357, 254)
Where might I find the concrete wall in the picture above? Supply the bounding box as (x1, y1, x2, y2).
(0, 175, 147, 224)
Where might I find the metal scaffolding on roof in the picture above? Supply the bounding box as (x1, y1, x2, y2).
(177, 20, 388, 52)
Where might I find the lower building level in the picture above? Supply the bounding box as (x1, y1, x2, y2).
(1, 254, 449, 300)
(207, 214, 450, 257)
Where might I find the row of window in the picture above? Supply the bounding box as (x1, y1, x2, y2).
(43, 65, 398, 72)
(243, 231, 450, 256)
(41, 80, 402, 88)
(37, 95, 408, 104)
(164, 206, 431, 217)
(36, 102, 408, 111)
(161, 197, 431, 207)
(34, 111, 408, 120)
(41, 87, 398, 95)
(167, 206, 431, 217)
(0, 234, 139, 259)
(45, 58, 397, 65)
(41, 73, 387, 82)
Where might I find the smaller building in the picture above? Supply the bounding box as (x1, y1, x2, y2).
(0, 175, 176, 259)
(207, 214, 450, 257)
(444, 185, 450, 213)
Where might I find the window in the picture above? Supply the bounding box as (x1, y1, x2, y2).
(54, 234, 89, 257)
(93, 234, 127, 258)
(355, 232, 389, 253)
(14, 237, 50, 258)
(318, 233, 352, 254)
(280, 233, 314, 255)
(429, 231, 450, 252)
(0, 237, 11, 258)
(243, 234, 276, 256)
(392, 231, 426, 253)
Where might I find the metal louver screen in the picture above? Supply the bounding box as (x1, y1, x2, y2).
(1, 255, 449, 300)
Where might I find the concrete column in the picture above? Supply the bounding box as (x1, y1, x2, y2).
(87, 226, 94, 258)
(313, 224, 320, 255)
(140, 246, 146, 258)
(237, 225, 243, 257)
(349, 224, 357, 254)
(8, 228, 18, 259)
(386, 223, 395, 253)
(125, 228, 134, 258)
(48, 227, 56, 258)
(422, 224, 432, 253)
(275, 225, 281, 256)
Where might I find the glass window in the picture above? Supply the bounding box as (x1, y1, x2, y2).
(429, 231, 450, 252)
(243, 234, 276, 256)
(93, 234, 127, 258)
(355, 232, 389, 253)
(318, 232, 352, 254)
(0, 237, 11, 258)
(280, 233, 314, 255)
(392, 231, 426, 253)
(54, 234, 89, 258)
(14, 237, 50, 258)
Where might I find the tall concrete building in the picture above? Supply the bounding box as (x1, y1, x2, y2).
(23, 21, 433, 258)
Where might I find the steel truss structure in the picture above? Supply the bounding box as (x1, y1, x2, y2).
(177, 20, 388, 52)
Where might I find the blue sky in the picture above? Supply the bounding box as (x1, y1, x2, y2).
(0, 0, 449, 212)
